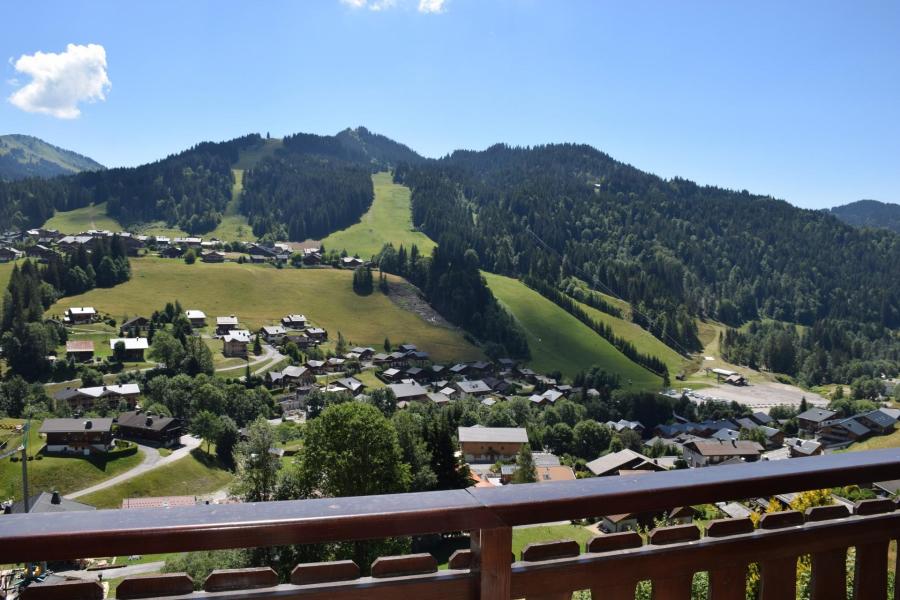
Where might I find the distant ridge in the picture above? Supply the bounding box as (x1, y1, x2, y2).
(0, 134, 105, 181)
(830, 199, 900, 233)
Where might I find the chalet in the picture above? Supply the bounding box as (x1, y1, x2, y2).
(427, 392, 451, 405)
(281, 365, 315, 386)
(305, 359, 326, 374)
(372, 353, 390, 365)
(284, 331, 314, 347)
(818, 417, 871, 444)
(53, 384, 141, 412)
(750, 412, 774, 426)
(784, 437, 824, 458)
(216, 315, 240, 335)
(438, 387, 457, 399)
(405, 367, 427, 382)
(529, 389, 564, 406)
(326, 357, 346, 371)
(516, 367, 537, 382)
(458, 426, 528, 463)
(26, 228, 61, 241)
(399, 344, 418, 354)
(26, 244, 55, 261)
(223, 330, 251, 358)
(154, 236, 171, 246)
(758, 425, 785, 449)
(65, 307, 96, 325)
(468, 361, 493, 377)
(497, 358, 518, 371)
(797, 408, 836, 433)
(302, 250, 323, 265)
(160, 245, 184, 258)
(340, 256, 364, 268)
(58, 235, 92, 252)
(856, 408, 900, 435)
(682, 439, 763, 468)
(606, 419, 645, 435)
(430, 364, 447, 378)
(725, 374, 747, 386)
(449, 363, 469, 376)
(0, 247, 24, 262)
(185, 310, 207, 328)
(173, 237, 203, 247)
(333, 377, 365, 396)
(260, 325, 287, 343)
(388, 351, 409, 367)
(40, 418, 114, 455)
(109, 337, 149, 362)
(601, 506, 697, 534)
(116, 410, 182, 447)
(455, 380, 492, 398)
(4, 490, 95, 515)
(536, 465, 577, 484)
(409, 351, 430, 363)
(65, 340, 95, 362)
(120, 316, 149, 335)
(381, 368, 402, 382)
(387, 381, 429, 403)
(350, 347, 375, 360)
(201, 251, 226, 263)
(281, 314, 307, 329)
(586, 449, 667, 477)
(307, 327, 327, 341)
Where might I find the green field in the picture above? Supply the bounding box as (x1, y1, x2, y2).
(43, 202, 123, 234)
(49, 257, 481, 364)
(0, 419, 144, 502)
(483, 273, 661, 388)
(573, 297, 689, 377)
(79, 448, 233, 508)
(321, 172, 437, 259)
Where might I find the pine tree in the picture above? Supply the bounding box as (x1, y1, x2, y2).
(512, 444, 537, 484)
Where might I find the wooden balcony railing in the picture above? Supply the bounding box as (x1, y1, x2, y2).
(2, 448, 900, 599)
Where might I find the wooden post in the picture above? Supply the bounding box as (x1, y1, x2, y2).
(472, 527, 512, 600)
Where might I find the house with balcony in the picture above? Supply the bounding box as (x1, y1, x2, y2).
(109, 337, 149, 362)
(458, 426, 528, 463)
(185, 309, 207, 328)
(39, 418, 114, 454)
(64, 306, 96, 325)
(116, 410, 182, 447)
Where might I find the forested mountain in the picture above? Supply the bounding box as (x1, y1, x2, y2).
(395, 144, 900, 363)
(0, 134, 104, 181)
(0, 134, 261, 233)
(830, 199, 900, 233)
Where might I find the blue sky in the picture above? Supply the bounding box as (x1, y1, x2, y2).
(2, 0, 898, 208)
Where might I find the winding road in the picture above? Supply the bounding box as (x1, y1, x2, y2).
(65, 435, 201, 500)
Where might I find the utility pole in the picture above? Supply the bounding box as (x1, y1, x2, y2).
(21, 421, 30, 514)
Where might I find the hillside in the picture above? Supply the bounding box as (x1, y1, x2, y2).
(0, 134, 104, 181)
(48, 257, 482, 363)
(483, 272, 661, 387)
(830, 199, 900, 233)
(321, 172, 436, 258)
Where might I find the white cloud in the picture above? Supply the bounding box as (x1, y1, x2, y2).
(418, 0, 445, 13)
(7, 43, 111, 119)
(340, 0, 444, 12)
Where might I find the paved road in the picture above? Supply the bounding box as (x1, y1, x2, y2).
(65, 435, 202, 500)
(57, 561, 165, 581)
(216, 342, 283, 375)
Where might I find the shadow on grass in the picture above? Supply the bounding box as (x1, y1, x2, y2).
(189, 448, 229, 471)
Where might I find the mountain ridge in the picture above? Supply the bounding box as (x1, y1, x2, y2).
(0, 134, 105, 181)
(830, 199, 900, 233)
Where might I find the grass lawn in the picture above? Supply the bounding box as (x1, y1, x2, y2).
(49, 258, 480, 364)
(79, 448, 234, 508)
(354, 369, 386, 390)
(573, 296, 689, 378)
(0, 418, 145, 501)
(845, 428, 900, 452)
(203, 337, 246, 370)
(321, 172, 437, 259)
(44, 202, 123, 234)
(483, 272, 661, 388)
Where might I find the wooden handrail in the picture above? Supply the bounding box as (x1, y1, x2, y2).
(1, 448, 899, 565)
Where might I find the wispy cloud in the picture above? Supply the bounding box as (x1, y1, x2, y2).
(418, 0, 445, 13)
(340, 0, 446, 13)
(7, 43, 111, 119)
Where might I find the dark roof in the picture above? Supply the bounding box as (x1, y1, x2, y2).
(860, 409, 898, 429)
(823, 417, 870, 437)
(751, 411, 774, 425)
(116, 411, 178, 432)
(8, 491, 95, 514)
(797, 408, 837, 423)
(39, 418, 113, 434)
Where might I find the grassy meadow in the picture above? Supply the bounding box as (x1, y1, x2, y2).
(79, 448, 233, 508)
(43, 202, 122, 234)
(321, 172, 437, 259)
(0, 418, 144, 501)
(483, 272, 661, 388)
(49, 257, 481, 363)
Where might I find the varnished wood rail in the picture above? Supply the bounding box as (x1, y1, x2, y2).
(5, 448, 900, 599)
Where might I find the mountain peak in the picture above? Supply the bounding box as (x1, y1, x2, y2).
(0, 134, 105, 181)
